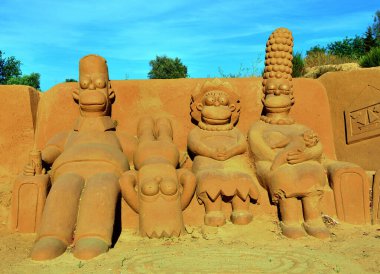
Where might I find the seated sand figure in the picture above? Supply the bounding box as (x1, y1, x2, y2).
(188, 79, 260, 227)
(248, 28, 330, 239)
(120, 117, 196, 238)
(25, 54, 137, 260)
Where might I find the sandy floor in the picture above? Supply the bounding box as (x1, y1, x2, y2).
(1, 215, 379, 274)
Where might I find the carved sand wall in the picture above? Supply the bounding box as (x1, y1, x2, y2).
(0, 85, 40, 226)
(319, 68, 380, 171)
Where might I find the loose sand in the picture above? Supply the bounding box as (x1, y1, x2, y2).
(1, 214, 379, 274)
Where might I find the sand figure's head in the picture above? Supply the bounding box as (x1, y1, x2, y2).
(262, 28, 295, 114)
(190, 78, 241, 129)
(73, 54, 115, 117)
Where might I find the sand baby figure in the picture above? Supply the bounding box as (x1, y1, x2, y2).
(248, 28, 330, 239)
(120, 117, 196, 237)
(188, 79, 260, 227)
(25, 54, 137, 260)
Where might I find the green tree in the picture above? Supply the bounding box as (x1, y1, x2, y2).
(326, 36, 365, 59)
(148, 55, 188, 79)
(372, 10, 380, 45)
(7, 73, 40, 90)
(0, 51, 22, 84)
(363, 26, 377, 52)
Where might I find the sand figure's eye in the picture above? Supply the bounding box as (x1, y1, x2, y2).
(279, 84, 289, 91)
(80, 79, 90, 89)
(95, 78, 106, 88)
(218, 95, 229, 106)
(205, 95, 216, 106)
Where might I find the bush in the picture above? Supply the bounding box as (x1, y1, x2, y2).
(326, 36, 365, 59)
(148, 56, 188, 79)
(292, 52, 305, 77)
(7, 72, 40, 89)
(304, 52, 356, 67)
(359, 47, 380, 67)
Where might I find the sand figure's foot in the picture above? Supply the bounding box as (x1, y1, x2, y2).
(280, 222, 306, 239)
(303, 221, 330, 239)
(204, 211, 226, 227)
(30, 237, 67, 261)
(230, 211, 253, 225)
(73, 237, 109, 260)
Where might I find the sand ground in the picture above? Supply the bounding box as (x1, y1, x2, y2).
(1, 214, 379, 274)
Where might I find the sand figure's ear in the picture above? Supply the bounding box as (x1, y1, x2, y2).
(108, 82, 115, 103)
(72, 88, 79, 103)
(196, 103, 203, 111)
(229, 104, 236, 112)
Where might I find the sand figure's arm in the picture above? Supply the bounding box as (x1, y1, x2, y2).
(248, 124, 277, 163)
(221, 128, 247, 160)
(188, 128, 218, 160)
(24, 132, 68, 176)
(286, 129, 322, 164)
(177, 168, 196, 210)
(119, 170, 139, 213)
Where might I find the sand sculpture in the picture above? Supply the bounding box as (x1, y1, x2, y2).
(188, 79, 260, 227)
(248, 28, 331, 239)
(5, 27, 375, 266)
(120, 117, 196, 237)
(248, 27, 372, 239)
(22, 55, 137, 261)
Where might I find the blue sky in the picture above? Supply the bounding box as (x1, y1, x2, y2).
(0, 0, 378, 90)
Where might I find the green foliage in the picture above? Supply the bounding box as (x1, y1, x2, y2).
(0, 50, 41, 89)
(65, 78, 77, 82)
(7, 72, 40, 89)
(326, 36, 365, 59)
(148, 55, 188, 79)
(292, 52, 305, 77)
(372, 10, 380, 45)
(363, 26, 377, 52)
(0, 51, 22, 84)
(359, 47, 380, 67)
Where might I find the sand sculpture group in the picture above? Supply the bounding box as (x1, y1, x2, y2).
(9, 28, 373, 261)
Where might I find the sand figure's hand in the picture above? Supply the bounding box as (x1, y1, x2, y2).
(23, 163, 36, 176)
(287, 149, 311, 164)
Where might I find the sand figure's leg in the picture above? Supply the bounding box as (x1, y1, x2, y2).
(279, 197, 306, 239)
(199, 193, 225, 226)
(302, 195, 330, 239)
(73, 173, 120, 260)
(137, 116, 155, 143)
(231, 196, 253, 225)
(155, 117, 173, 142)
(31, 173, 85, 260)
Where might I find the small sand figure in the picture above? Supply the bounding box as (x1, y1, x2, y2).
(188, 79, 259, 227)
(120, 117, 196, 238)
